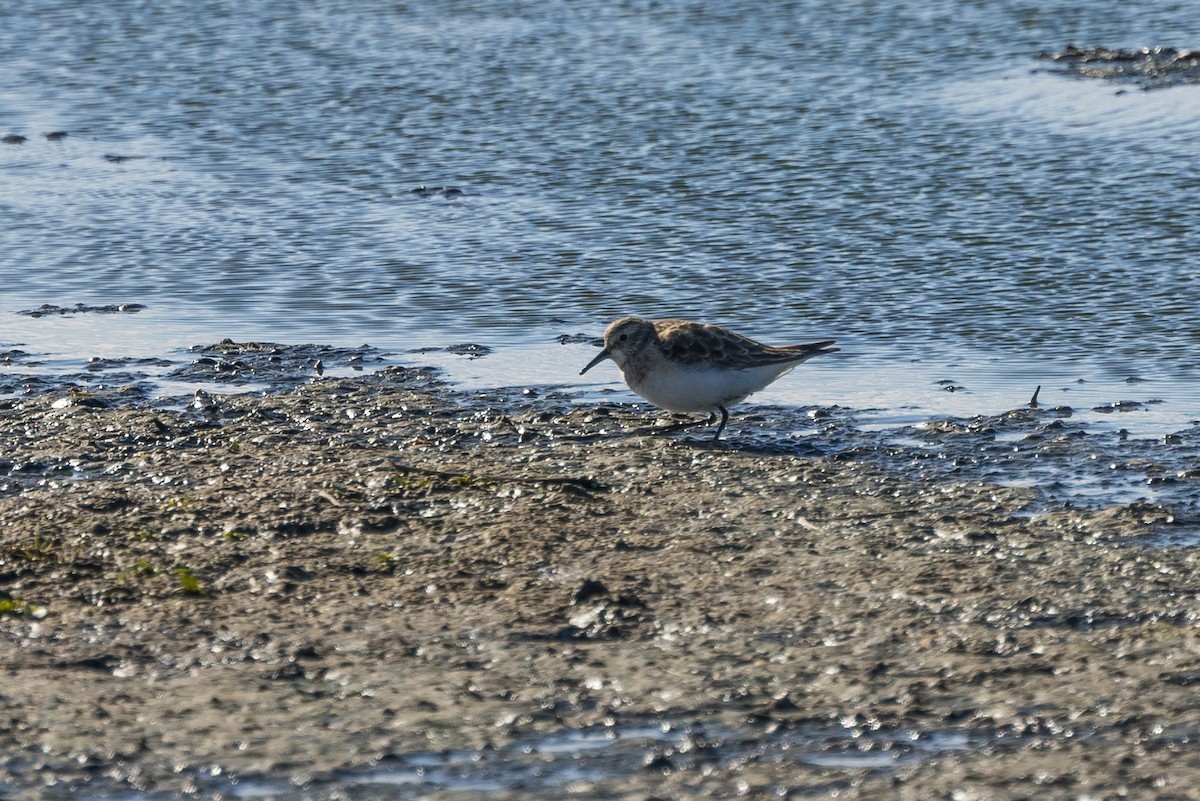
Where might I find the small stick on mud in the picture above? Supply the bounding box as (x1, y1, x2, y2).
(1029, 385, 1041, 409)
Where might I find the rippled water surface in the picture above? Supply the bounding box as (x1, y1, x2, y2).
(2, 1, 1199, 427)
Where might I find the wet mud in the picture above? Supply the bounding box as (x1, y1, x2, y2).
(2, 347, 1200, 800)
(169, 339, 384, 388)
(1040, 45, 1200, 90)
(0, 340, 387, 399)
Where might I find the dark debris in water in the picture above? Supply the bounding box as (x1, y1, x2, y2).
(0, 375, 61, 396)
(17, 303, 146, 317)
(1, 349, 40, 366)
(1092, 400, 1147, 413)
(0, 373, 157, 400)
(558, 332, 602, 346)
(371, 363, 445, 386)
(407, 343, 493, 359)
(85, 355, 174, 371)
(410, 184, 465, 198)
(2, 357, 170, 400)
(1039, 45, 1200, 90)
(169, 339, 383, 387)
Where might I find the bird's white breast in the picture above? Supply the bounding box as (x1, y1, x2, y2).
(623, 360, 794, 414)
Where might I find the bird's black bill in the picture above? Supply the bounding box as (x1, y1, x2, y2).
(579, 348, 611, 375)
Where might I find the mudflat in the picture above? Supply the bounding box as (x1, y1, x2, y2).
(2, 365, 1199, 800)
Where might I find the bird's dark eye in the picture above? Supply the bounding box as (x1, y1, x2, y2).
(618, 333, 628, 342)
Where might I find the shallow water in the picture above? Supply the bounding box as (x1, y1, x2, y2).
(2, 1, 1199, 423)
(64, 718, 995, 800)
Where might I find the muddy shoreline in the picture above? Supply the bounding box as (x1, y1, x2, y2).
(3, 358, 1200, 799)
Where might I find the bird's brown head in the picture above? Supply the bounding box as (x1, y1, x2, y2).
(579, 316, 658, 374)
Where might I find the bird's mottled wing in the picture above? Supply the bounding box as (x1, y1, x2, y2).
(653, 321, 731, 365)
(656, 320, 837, 369)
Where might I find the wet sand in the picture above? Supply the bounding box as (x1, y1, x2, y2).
(3, 360, 1200, 800)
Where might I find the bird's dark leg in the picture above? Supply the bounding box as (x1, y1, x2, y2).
(712, 405, 729, 441)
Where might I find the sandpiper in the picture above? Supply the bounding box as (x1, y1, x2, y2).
(580, 316, 837, 440)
